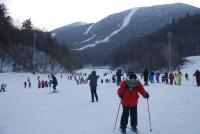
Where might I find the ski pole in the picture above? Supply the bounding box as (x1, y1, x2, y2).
(113, 102, 121, 134)
(147, 98, 152, 132)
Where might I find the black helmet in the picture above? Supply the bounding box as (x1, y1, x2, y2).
(92, 70, 96, 75)
(127, 72, 137, 79)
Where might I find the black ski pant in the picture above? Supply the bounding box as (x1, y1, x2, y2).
(53, 84, 56, 91)
(144, 77, 148, 85)
(117, 79, 121, 86)
(0, 88, 5, 92)
(90, 86, 98, 101)
(120, 106, 137, 129)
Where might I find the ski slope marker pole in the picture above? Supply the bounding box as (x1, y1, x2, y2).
(147, 98, 152, 132)
(113, 102, 121, 134)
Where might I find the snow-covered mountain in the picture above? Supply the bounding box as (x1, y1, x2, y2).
(52, 3, 200, 51)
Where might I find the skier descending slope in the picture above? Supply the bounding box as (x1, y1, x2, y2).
(117, 72, 149, 133)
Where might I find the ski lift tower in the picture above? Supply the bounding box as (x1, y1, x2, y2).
(167, 32, 172, 72)
(33, 33, 37, 74)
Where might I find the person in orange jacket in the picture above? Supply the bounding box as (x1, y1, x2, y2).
(118, 72, 149, 133)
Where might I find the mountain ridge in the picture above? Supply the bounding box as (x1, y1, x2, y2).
(52, 3, 200, 51)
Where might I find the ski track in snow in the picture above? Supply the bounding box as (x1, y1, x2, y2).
(75, 8, 138, 51)
(1, 56, 200, 134)
(80, 34, 96, 44)
(84, 24, 94, 35)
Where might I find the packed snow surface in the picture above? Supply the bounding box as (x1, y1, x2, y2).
(0, 56, 200, 134)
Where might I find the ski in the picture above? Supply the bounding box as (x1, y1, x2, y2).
(118, 128, 126, 134)
(52, 90, 58, 93)
(117, 128, 140, 134)
(127, 127, 139, 134)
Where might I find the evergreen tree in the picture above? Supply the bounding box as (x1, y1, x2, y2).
(21, 19, 33, 30)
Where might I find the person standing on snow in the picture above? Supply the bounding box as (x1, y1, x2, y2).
(185, 73, 189, 81)
(38, 80, 41, 88)
(169, 72, 174, 85)
(0, 83, 6, 92)
(177, 70, 183, 85)
(51, 74, 58, 92)
(86, 70, 99, 102)
(164, 72, 169, 84)
(24, 81, 27, 88)
(155, 72, 160, 83)
(149, 71, 155, 83)
(117, 72, 149, 133)
(143, 68, 149, 85)
(193, 70, 200, 86)
(116, 69, 123, 86)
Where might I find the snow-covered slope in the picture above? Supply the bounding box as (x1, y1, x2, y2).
(75, 8, 138, 50)
(0, 56, 200, 134)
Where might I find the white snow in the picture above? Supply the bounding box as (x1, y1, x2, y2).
(75, 8, 138, 51)
(80, 34, 96, 44)
(84, 24, 94, 35)
(0, 56, 200, 134)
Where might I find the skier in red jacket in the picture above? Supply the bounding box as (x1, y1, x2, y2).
(118, 72, 149, 133)
(169, 72, 174, 85)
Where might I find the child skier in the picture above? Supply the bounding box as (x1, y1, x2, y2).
(118, 72, 149, 133)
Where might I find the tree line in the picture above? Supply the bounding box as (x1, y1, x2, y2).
(111, 14, 200, 72)
(0, 4, 78, 73)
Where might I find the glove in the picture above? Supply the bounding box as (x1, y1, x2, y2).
(119, 93, 124, 99)
(144, 92, 149, 99)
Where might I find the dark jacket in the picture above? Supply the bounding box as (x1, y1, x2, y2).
(87, 73, 99, 87)
(116, 70, 122, 80)
(51, 74, 58, 85)
(143, 68, 149, 81)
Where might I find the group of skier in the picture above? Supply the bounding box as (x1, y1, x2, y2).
(38, 80, 50, 88)
(1, 68, 200, 133)
(140, 68, 200, 86)
(39, 74, 58, 93)
(115, 68, 200, 133)
(23, 74, 58, 93)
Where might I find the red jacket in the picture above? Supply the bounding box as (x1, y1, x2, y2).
(118, 80, 148, 107)
(169, 73, 174, 80)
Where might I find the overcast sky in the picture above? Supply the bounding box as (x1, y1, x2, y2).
(1, 0, 200, 31)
